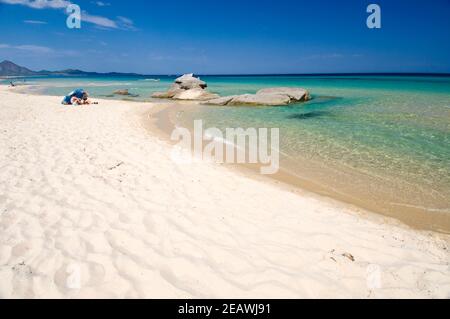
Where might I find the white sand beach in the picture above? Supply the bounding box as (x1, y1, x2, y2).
(0, 85, 449, 299)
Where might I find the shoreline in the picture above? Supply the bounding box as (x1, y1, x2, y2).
(1, 85, 449, 298)
(6, 84, 450, 233)
(142, 103, 400, 230)
(6, 83, 450, 233)
(143, 100, 450, 234)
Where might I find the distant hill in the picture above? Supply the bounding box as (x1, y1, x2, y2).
(0, 60, 36, 76)
(0, 60, 146, 77)
(36, 68, 146, 77)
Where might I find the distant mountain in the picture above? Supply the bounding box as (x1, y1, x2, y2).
(0, 60, 146, 77)
(36, 68, 146, 77)
(0, 60, 36, 76)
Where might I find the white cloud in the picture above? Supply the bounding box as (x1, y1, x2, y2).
(0, 43, 53, 53)
(0, 0, 70, 9)
(0, 0, 135, 30)
(82, 11, 117, 29)
(24, 19, 48, 24)
(116, 15, 137, 31)
(15, 44, 54, 53)
(0, 42, 79, 56)
(117, 16, 132, 25)
(92, 1, 110, 6)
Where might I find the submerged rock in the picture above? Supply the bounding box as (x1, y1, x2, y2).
(113, 89, 130, 96)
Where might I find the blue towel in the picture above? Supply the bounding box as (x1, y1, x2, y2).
(62, 88, 85, 105)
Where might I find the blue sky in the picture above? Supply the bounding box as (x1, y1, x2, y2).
(0, 0, 449, 74)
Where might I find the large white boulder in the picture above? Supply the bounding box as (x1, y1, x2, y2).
(152, 74, 214, 100)
(174, 74, 207, 89)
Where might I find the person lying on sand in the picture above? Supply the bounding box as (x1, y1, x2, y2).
(61, 89, 98, 105)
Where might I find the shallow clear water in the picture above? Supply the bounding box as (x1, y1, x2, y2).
(5, 74, 450, 230)
(2, 75, 175, 101)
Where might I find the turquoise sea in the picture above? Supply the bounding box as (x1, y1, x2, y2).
(4, 74, 450, 231)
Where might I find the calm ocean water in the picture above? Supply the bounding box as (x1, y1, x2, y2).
(4, 74, 450, 230)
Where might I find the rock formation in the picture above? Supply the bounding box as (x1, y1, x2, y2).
(152, 74, 219, 101)
(152, 75, 311, 106)
(206, 87, 310, 106)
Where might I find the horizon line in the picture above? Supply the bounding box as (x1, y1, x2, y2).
(11, 72, 450, 77)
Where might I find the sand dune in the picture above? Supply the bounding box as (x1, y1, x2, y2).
(0, 86, 449, 298)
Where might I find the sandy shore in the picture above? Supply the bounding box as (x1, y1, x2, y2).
(0, 85, 449, 298)
(147, 101, 450, 234)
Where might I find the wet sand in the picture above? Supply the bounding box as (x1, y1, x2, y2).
(145, 101, 450, 233)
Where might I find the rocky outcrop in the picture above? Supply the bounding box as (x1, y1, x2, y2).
(256, 87, 310, 102)
(152, 74, 219, 101)
(152, 75, 310, 106)
(151, 84, 184, 98)
(174, 73, 207, 89)
(206, 87, 311, 106)
(229, 94, 291, 106)
(204, 95, 238, 106)
(172, 88, 220, 101)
